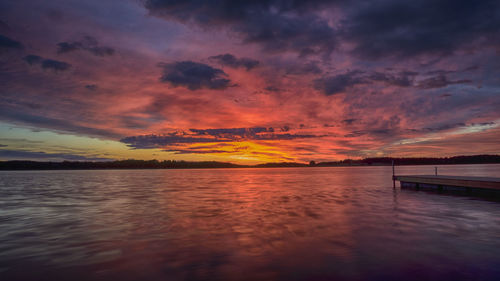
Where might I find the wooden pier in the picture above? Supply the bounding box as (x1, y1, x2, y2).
(393, 175, 500, 195)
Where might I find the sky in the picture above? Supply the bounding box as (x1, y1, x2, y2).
(0, 0, 499, 164)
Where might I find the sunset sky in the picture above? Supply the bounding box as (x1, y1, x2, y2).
(0, 0, 499, 164)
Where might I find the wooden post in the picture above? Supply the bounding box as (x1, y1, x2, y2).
(392, 160, 395, 188)
(435, 166, 438, 176)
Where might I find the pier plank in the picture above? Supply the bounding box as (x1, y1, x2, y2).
(393, 175, 500, 190)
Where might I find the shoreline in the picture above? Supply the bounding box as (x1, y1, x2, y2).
(1, 162, 499, 171)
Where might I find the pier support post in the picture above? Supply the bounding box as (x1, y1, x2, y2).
(392, 160, 395, 189)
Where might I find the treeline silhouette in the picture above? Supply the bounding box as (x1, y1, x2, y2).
(314, 155, 500, 166)
(0, 155, 498, 170)
(0, 160, 242, 170)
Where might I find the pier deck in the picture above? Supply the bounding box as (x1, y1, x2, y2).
(393, 175, 500, 193)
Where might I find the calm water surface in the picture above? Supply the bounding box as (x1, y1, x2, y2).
(0, 164, 499, 281)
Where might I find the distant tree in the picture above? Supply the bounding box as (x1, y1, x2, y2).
(309, 161, 316, 166)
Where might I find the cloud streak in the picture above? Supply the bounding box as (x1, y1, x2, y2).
(121, 127, 321, 149)
(0, 149, 113, 161)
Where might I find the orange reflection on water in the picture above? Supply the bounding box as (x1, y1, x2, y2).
(2, 165, 500, 280)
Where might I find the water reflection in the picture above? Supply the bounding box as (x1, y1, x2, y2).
(0, 165, 499, 280)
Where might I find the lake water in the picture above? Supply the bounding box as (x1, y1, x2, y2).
(0, 164, 499, 281)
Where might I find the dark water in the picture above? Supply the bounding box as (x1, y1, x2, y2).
(0, 165, 499, 281)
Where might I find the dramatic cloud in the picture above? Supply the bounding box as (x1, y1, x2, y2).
(209, 54, 259, 70)
(0, 34, 23, 49)
(57, 36, 114, 56)
(159, 61, 231, 90)
(342, 0, 500, 59)
(144, 0, 337, 56)
(23, 54, 71, 72)
(0, 0, 499, 163)
(121, 127, 320, 149)
(145, 0, 500, 59)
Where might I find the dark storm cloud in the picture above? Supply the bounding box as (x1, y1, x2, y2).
(209, 53, 259, 70)
(144, 0, 338, 56)
(0, 149, 112, 161)
(314, 71, 366, 95)
(237, 13, 336, 56)
(158, 61, 231, 90)
(145, 0, 500, 59)
(23, 54, 71, 72)
(0, 34, 23, 49)
(121, 127, 320, 149)
(417, 75, 471, 89)
(57, 36, 114, 57)
(342, 0, 500, 59)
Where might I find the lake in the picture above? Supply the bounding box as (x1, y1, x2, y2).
(0, 164, 499, 281)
